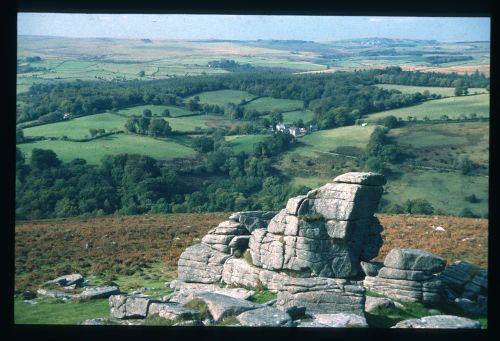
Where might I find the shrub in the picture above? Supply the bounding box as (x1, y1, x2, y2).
(460, 208, 479, 218)
(301, 213, 324, 222)
(384, 203, 406, 214)
(405, 199, 434, 215)
(465, 194, 480, 203)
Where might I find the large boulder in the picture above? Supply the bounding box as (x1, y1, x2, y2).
(311, 313, 368, 328)
(236, 306, 293, 327)
(392, 315, 481, 329)
(201, 220, 250, 254)
(44, 274, 84, 287)
(147, 302, 199, 321)
(247, 172, 385, 279)
(364, 296, 404, 313)
(221, 258, 288, 292)
(191, 292, 262, 322)
(167, 280, 254, 304)
(438, 261, 487, 315)
(76, 286, 120, 300)
(384, 249, 446, 273)
(275, 277, 366, 315)
(109, 295, 155, 319)
(177, 243, 231, 283)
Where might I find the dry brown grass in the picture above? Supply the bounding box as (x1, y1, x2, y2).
(14, 212, 487, 290)
(375, 214, 488, 268)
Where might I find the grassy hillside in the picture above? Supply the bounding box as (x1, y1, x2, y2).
(224, 134, 268, 153)
(366, 93, 489, 121)
(187, 89, 258, 106)
(263, 109, 315, 124)
(24, 113, 126, 139)
(117, 104, 193, 117)
(18, 134, 196, 164)
(243, 97, 304, 112)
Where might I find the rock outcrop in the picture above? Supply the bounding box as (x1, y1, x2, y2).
(363, 249, 446, 305)
(248, 172, 385, 278)
(439, 261, 488, 315)
(392, 315, 481, 329)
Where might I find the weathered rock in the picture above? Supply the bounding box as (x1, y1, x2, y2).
(247, 174, 385, 279)
(333, 172, 387, 186)
(392, 315, 481, 329)
(361, 261, 383, 277)
(192, 292, 262, 322)
(148, 302, 199, 320)
(238, 211, 277, 233)
(454, 298, 485, 315)
(378, 267, 434, 281)
(109, 295, 153, 319)
(384, 249, 446, 273)
(63, 284, 77, 291)
(364, 296, 404, 313)
(221, 258, 287, 292)
(44, 274, 84, 287)
(312, 313, 368, 328)
(236, 306, 293, 327)
(36, 288, 74, 299)
(76, 286, 120, 300)
(276, 277, 365, 315)
(177, 243, 231, 283)
(167, 280, 254, 304)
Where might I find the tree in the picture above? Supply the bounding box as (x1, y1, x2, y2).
(379, 115, 399, 129)
(30, 148, 61, 170)
(149, 118, 172, 137)
(143, 109, 152, 117)
(269, 111, 283, 130)
(138, 70, 145, 77)
(454, 156, 474, 175)
(89, 128, 98, 138)
(162, 109, 171, 117)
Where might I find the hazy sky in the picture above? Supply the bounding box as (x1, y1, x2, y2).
(18, 13, 490, 42)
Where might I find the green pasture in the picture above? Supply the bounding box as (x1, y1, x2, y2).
(388, 122, 489, 166)
(225, 134, 268, 153)
(18, 134, 196, 164)
(167, 114, 231, 132)
(23, 113, 126, 139)
(243, 97, 304, 113)
(117, 105, 192, 118)
(290, 125, 378, 157)
(366, 94, 489, 121)
(383, 169, 488, 217)
(187, 90, 258, 107)
(377, 84, 487, 97)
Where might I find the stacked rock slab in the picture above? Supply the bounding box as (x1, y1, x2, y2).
(177, 212, 275, 284)
(438, 261, 488, 315)
(364, 249, 446, 305)
(248, 172, 385, 278)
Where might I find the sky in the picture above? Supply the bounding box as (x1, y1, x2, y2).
(17, 13, 490, 42)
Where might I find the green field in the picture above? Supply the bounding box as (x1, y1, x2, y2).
(117, 105, 193, 117)
(23, 113, 126, 139)
(366, 94, 489, 121)
(383, 170, 488, 217)
(167, 114, 231, 131)
(18, 134, 196, 164)
(377, 84, 488, 97)
(291, 125, 378, 157)
(225, 134, 268, 153)
(243, 97, 304, 113)
(187, 90, 258, 106)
